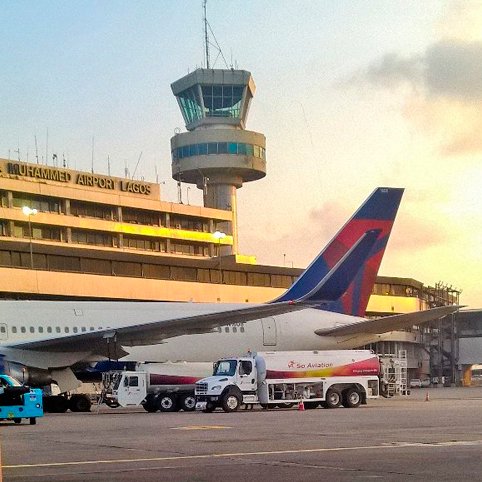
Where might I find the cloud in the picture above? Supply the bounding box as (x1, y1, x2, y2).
(425, 40, 482, 101)
(355, 39, 482, 101)
(349, 38, 482, 156)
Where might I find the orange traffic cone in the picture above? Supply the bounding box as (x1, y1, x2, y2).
(425, 391, 430, 402)
(298, 400, 305, 411)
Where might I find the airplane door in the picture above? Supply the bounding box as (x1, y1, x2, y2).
(0, 324, 7, 340)
(261, 318, 277, 346)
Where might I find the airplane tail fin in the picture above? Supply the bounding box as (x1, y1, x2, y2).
(274, 187, 404, 316)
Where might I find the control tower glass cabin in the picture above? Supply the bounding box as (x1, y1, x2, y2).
(171, 69, 266, 254)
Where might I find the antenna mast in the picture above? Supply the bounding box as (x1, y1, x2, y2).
(203, 0, 210, 69)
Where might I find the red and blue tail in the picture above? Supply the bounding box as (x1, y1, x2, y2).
(274, 187, 404, 316)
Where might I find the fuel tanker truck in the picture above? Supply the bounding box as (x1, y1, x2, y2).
(195, 350, 381, 412)
(101, 361, 212, 412)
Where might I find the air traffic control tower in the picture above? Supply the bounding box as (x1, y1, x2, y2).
(170, 69, 266, 255)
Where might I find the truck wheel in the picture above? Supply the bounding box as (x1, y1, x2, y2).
(180, 394, 196, 412)
(222, 393, 240, 413)
(158, 394, 178, 412)
(142, 394, 159, 413)
(44, 395, 69, 413)
(69, 394, 91, 412)
(203, 402, 215, 413)
(276, 402, 294, 409)
(325, 388, 342, 408)
(343, 388, 361, 408)
(29, 417, 36, 425)
(14, 418, 21, 424)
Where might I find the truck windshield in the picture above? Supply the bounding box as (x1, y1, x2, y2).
(112, 373, 123, 390)
(213, 360, 237, 376)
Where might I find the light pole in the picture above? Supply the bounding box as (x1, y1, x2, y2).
(213, 230, 226, 282)
(22, 206, 38, 269)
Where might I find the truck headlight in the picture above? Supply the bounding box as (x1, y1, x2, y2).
(211, 385, 222, 391)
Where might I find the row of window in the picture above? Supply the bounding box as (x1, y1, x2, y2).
(13, 223, 62, 242)
(2, 190, 216, 229)
(9, 325, 101, 335)
(172, 142, 266, 161)
(177, 84, 245, 124)
(0, 323, 247, 337)
(0, 249, 296, 288)
(2, 222, 214, 256)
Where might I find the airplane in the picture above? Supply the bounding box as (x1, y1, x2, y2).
(0, 187, 459, 403)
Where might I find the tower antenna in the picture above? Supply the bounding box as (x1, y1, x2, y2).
(203, 0, 210, 69)
(202, 0, 229, 69)
(132, 151, 143, 179)
(34, 135, 39, 164)
(91, 136, 95, 173)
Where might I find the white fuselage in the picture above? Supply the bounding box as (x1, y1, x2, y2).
(0, 301, 383, 364)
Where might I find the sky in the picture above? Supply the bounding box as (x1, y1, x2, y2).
(1, 1, 481, 307)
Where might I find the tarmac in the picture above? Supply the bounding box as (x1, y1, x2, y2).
(2, 386, 482, 481)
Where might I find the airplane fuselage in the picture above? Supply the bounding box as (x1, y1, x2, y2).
(0, 301, 381, 364)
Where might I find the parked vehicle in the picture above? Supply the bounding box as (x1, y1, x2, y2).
(0, 374, 43, 424)
(409, 379, 422, 388)
(101, 361, 212, 412)
(195, 350, 381, 412)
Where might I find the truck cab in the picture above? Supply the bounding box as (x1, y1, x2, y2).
(102, 371, 147, 408)
(0, 375, 44, 425)
(195, 356, 258, 412)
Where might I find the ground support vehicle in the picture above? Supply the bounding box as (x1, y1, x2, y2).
(0, 375, 44, 424)
(101, 361, 212, 412)
(195, 350, 381, 413)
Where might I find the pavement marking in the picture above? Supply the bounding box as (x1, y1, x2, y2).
(171, 425, 232, 430)
(4, 440, 482, 470)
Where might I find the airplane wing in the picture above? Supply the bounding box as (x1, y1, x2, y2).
(315, 305, 461, 336)
(5, 301, 308, 357)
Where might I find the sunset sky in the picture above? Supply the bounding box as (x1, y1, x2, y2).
(1, 1, 481, 307)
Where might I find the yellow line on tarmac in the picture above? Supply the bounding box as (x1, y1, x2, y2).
(4, 440, 482, 470)
(171, 425, 231, 430)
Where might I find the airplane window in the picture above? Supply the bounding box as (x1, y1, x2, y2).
(232, 326, 237, 333)
(65, 327, 70, 333)
(21, 327, 26, 333)
(216, 327, 222, 333)
(240, 326, 245, 333)
(12, 327, 17, 333)
(73, 327, 78, 333)
(0, 326, 5, 333)
(47, 327, 52, 333)
(29, 327, 35, 333)
(81, 327, 87, 332)
(224, 326, 229, 333)
(90, 327, 95, 331)
(38, 327, 44, 333)
(56, 327, 61, 333)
